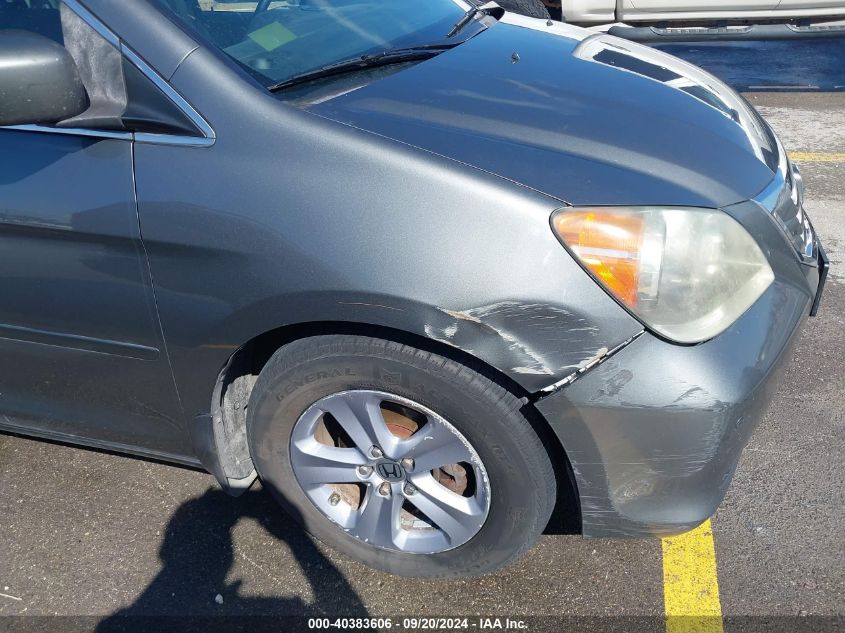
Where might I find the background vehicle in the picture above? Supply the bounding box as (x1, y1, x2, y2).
(560, 0, 845, 25)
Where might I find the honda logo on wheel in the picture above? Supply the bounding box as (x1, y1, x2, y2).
(375, 460, 405, 482)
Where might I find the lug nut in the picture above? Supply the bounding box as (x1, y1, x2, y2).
(403, 483, 416, 496)
(400, 457, 415, 472)
(370, 446, 384, 459)
(328, 493, 341, 506)
(378, 482, 391, 496)
(357, 465, 373, 477)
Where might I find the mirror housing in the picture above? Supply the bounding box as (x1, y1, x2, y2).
(0, 30, 88, 127)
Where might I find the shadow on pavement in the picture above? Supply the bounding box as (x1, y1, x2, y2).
(96, 486, 368, 632)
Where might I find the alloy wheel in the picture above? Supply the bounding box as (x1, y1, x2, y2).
(290, 390, 491, 554)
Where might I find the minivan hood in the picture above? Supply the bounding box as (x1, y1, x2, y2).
(305, 16, 779, 208)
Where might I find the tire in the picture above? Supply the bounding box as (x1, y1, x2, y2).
(246, 334, 556, 578)
(496, 0, 550, 20)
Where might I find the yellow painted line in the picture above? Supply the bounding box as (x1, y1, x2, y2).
(789, 152, 845, 163)
(662, 519, 724, 633)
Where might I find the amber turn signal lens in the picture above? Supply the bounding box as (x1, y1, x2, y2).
(552, 210, 645, 308)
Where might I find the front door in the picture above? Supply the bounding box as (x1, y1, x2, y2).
(0, 4, 188, 458)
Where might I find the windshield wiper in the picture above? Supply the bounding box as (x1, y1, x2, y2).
(446, 1, 499, 38)
(268, 44, 455, 92)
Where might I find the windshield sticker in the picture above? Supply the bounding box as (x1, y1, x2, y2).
(248, 22, 297, 51)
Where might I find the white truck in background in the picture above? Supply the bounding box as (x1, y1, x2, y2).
(558, 0, 845, 25)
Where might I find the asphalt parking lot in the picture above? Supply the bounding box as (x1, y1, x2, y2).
(1, 39, 844, 633)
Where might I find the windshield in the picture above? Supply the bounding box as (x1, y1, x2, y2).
(155, 0, 477, 88)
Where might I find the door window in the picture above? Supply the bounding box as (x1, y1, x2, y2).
(0, 0, 63, 42)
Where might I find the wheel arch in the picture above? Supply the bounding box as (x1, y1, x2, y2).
(196, 320, 582, 534)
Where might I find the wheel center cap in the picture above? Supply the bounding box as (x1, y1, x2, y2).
(375, 459, 405, 482)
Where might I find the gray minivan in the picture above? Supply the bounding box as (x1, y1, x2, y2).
(0, 0, 827, 577)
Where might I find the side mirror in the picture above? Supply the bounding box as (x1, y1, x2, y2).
(0, 30, 88, 127)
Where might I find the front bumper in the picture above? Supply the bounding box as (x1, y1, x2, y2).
(536, 203, 824, 538)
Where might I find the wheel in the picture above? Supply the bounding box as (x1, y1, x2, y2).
(246, 335, 556, 577)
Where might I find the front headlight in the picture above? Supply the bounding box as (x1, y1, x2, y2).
(551, 207, 774, 343)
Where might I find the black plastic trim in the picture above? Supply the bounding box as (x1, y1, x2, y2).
(811, 241, 830, 317)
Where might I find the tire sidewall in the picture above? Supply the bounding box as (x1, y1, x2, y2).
(247, 343, 552, 577)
